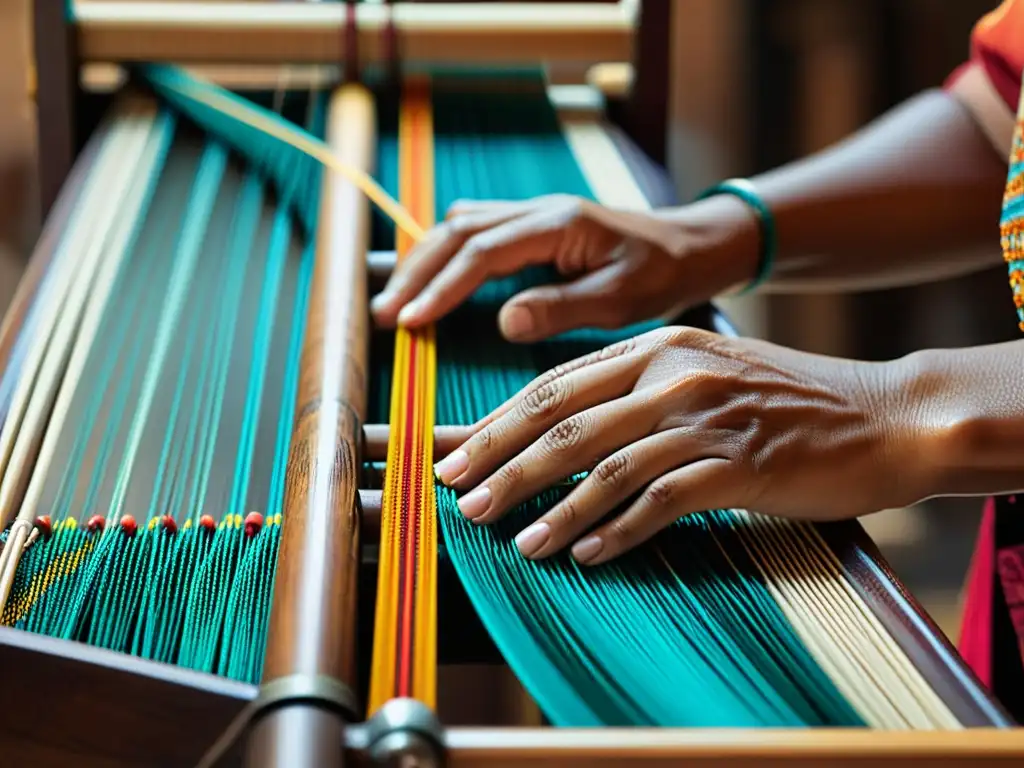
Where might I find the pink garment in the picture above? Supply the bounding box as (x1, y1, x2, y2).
(958, 498, 995, 688)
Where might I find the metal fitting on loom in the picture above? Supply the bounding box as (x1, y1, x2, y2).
(193, 674, 361, 768)
(363, 698, 446, 768)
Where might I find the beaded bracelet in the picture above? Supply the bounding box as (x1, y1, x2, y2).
(696, 178, 777, 294)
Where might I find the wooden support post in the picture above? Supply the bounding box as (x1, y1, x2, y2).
(244, 84, 375, 768)
(33, 0, 80, 218)
(615, 0, 671, 165)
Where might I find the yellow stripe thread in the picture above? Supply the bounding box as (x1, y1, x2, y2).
(367, 77, 438, 714)
(149, 70, 441, 713)
(2, 542, 94, 625)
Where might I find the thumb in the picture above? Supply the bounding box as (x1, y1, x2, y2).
(498, 262, 633, 342)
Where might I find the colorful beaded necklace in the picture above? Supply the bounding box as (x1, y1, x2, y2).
(1002, 89, 1024, 330)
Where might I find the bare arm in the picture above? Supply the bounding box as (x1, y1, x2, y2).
(375, 86, 1011, 340)
(673, 88, 1010, 293)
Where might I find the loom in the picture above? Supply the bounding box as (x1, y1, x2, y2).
(2, 1, 1022, 766)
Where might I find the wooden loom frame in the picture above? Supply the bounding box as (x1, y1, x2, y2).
(10, 0, 1024, 766)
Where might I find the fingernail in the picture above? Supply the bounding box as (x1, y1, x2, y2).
(371, 292, 393, 313)
(571, 535, 603, 564)
(434, 450, 469, 485)
(501, 306, 534, 339)
(457, 486, 492, 520)
(515, 522, 550, 558)
(397, 300, 422, 326)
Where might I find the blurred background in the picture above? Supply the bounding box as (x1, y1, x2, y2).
(0, 0, 1011, 642)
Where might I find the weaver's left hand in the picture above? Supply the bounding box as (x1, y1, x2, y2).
(433, 327, 930, 565)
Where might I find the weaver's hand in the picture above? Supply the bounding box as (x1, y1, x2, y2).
(371, 195, 758, 342)
(433, 327, 930, 565)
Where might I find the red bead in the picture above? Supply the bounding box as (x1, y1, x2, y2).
(199, 514, 216, 532)
(87, 514, 105, 533)
(33, 515, 53, 539)
(161, 514, 177, 534)
(244, 512, 264, 538)
(120, 515, 138, 536)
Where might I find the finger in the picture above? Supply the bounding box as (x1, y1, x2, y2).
(468, 330, 660, 435)
(497, 260, 637, 342)
(462, 392, 661, 525)
(512, 428, 716, 559)
(572, 458, 734, 565)
(371, 207, 520, 326)
(445, 199, 535, 219)
(396, 207, 572, 327)
(436, 350, 645, 491)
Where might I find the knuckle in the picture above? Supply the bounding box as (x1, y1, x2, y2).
(475, 425, 494, 452)
(644, 478, 677, 509)
(446, 215, 476, 238)
(551, 498, 580, 528)
(520, 378, 571, 422)
(461, 233, 493, 261)
(496, 460, 524, 489)
(543, 415, 587, 453)
(664, 325, 710, 350)
(553, 194, 583, 216)
(605, 514, 638, 546)
(446, 199, 473, 217)
(601, 337, 636, 361)
(594, 452, 632, 488)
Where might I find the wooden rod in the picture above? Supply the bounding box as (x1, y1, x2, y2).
(74, 1, 635, 65)
(78, 63, 636, 98)
(244, 83, 375, 768)
(343, 727, 1024, 767)
(362, 423, 470, 462)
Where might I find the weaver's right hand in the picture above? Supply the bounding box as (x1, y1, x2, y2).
(370, 194, 761, 343)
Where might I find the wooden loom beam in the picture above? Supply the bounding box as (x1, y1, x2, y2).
(5, 617, 1019, 768)
(71, 1, 635, 66)
(243, 85, 375, 768)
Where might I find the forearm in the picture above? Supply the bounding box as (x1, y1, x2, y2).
(665, 89, 1009, 293)
(895, 341, 1024, 500)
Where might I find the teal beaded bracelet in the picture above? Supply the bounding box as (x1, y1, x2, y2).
(696, 178, 777, 294)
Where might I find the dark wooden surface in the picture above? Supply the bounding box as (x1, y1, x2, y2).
(0, 626, 254, 767)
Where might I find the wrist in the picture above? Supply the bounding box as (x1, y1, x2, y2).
(883, 348, 1024, 501)
(655, 195, 762, 297)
